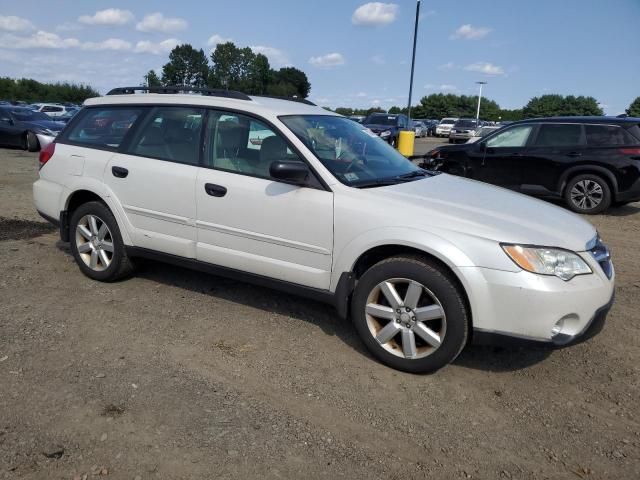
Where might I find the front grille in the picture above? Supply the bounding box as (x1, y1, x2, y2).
(588, 236, 613, 279)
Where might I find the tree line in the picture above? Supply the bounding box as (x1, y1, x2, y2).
(335, 94, 640, 121)
(145, 42, 311, 99)
(0, 77, 100, 104)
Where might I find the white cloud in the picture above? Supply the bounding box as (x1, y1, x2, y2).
(0, 30, 80, 49)
(451, 24, 492, 40)
(207, 34, 232, 47)
(309, 52, 345, 68)
(56, 22, 83, 32)
(371, 54, 385, 65)
(356, 92, 368, 98)
(136, 13, 187, 33)
(464, 62, 504, 76)
(352, 3, 399, 26)
(0, 15, 35, 32)
(134, 38, 181, 55)
(81, 38, 132, 51)
(439, 84, 458, 91)
(424, 84, 435, 89)
(437, 61, 455, 71)
(78, 9, 134, 26)
(250, 45, 289, 67)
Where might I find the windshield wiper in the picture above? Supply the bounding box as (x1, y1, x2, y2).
(395, 170, 427, 180)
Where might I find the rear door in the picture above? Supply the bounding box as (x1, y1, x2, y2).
(0, 110, 23, 146)
(521, 123, 585, 196)
(104, 106, 204, 258)
(469, 124, 535, 189)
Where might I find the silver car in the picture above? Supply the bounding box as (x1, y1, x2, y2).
(449, 119, 480, 143)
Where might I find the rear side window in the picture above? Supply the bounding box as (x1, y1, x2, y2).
(127, 107, 204, 165)
(534, 124, 583, 146)
(585, 124, 637, 146)
(66, 108, 142, 150)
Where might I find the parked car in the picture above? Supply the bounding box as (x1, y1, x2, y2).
(31, 103, 75, 118)
(34, 87, 615, 373)
(422, 116, 640, 214)
(349, 115, 365, 123)
(466, 125, 501, 143)
(448, 119, 480, 144)
(56, 108, 81, 124)
(435, 117, 458, 138)
(0, 105, 64, 151)
(425, 120, 439, 137)
(362, 113, 410, 147)
(412, 120, 427, 138)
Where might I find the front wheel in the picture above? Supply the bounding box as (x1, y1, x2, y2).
(25, 131, 39, 152)
(351, 255, 469, 373)
(70, 201, 135, 282)
(564, 174, 611, 214)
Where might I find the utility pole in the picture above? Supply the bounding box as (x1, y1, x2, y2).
(475, 81, 487, 124)
(407, 0, 421, 121)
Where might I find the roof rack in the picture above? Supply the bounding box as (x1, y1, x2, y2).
(253, 95, 316, 106)
(106, 86, 252, 101)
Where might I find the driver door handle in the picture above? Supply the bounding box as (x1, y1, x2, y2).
(111, 166, 128, 178)
(204, 183, 227, 197)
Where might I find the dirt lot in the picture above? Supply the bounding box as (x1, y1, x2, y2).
(1, 143, 639, 479)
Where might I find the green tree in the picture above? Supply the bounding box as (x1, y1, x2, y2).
(626, 97, 640, 117)
(334, 107, 354, 116)
(161, 44, 209, 88)
(523, 94, 602, 118)
(272, 67, 311, 98)
(0, 77, 99, 103)
(144, 70, 162, 87)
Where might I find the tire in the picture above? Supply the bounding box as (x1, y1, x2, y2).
(351, 255, 469, 373)
(69, 201, 135, 282)
(25, 131, 39, 152)
(564, 174, 612, 214)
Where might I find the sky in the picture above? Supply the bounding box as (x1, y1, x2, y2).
(0, 0, 638, 114)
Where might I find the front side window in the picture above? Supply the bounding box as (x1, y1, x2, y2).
(128, 107, 203, 165)
(280, 115, 423, 187)
(9, 108, 50, 122)
(486, 124, 533, 148)
(585, 124, 636, 146)
(66, 107, 143, 150)
(534, 124, 583, 147)
(204, 111, 300, 179)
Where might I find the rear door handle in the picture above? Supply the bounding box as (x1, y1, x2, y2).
(111, 166, 128, 178)
(566, 152, 582, 158)
(204, 183, 227, 197)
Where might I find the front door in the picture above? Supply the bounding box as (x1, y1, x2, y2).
(195, 110, 334, 290)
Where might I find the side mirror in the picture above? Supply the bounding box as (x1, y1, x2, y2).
(270, 160, 309, 185)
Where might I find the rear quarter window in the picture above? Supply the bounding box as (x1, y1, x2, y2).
(585, 124, 637, 146)
(65, 107, 143, 150)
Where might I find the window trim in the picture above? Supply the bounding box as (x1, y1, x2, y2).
(57, 105, 148, 153)
(121, 105, 206, 167)
(202, 107, 330, 191)
(530, 122, 586, 148)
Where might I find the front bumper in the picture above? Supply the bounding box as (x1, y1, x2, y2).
(435, 129, 451, 136)
(449, 132, 474, 140)
(460, 253, 615, 345)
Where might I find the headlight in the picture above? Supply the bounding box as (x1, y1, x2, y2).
(380, 130, 391, 137)
(450, 129, 457, 133)
(502, 244, 592, 281)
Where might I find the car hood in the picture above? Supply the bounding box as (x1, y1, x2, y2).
(17, 119, 64, 132)
(364, 124, 396, 132)
(367, 174, 595, 252)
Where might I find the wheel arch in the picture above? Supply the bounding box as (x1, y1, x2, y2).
(558, 165, 618, 198)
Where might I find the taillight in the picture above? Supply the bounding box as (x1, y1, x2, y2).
(39, 142, 56, 169)
(619, 148, 640, 156)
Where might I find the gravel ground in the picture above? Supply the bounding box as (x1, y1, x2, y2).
(1, 144, 639, 479)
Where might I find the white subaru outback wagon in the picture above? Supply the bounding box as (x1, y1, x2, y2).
(33, 86, 615, 373)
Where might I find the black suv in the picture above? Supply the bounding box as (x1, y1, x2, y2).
(362, 113, 409, 147)
(422, 117, 640, 214)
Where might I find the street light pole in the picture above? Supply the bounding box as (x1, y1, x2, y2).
(475, 81, 487, 124)
(406, 0, 421, 121)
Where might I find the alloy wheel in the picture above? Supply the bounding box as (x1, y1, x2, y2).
(75, 214, 114, 271)
(365, 278, 446, 360)
(570, 180, 603, 210)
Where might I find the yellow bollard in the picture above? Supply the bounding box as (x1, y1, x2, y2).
(397, 130, 415, 157)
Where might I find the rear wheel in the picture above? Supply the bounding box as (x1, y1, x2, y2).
(351, 255, 469, 373)
(70, 201, 135, 282)
(564, 174, 611, 214)
(25, 131, 39, 152)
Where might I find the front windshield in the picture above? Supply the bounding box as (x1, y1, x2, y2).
(454, 120, 478, 128)
(364, 114, 398, 126)
(280, 115, 423, 187)
(440, 119, 455, 125)
(9, 108, 51, 122)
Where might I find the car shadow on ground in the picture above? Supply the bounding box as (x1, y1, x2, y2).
(55, 241, 558, 373)
(605, 203, 640, 217)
